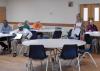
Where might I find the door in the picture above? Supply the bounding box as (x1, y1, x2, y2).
(80, 4, 100, 31)
(0, 7, 6, 22)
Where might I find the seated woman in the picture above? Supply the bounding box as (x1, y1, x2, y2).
(85, 18, 98, 52)
(86, 18, 98, 32)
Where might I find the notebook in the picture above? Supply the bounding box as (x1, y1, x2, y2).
(13, 33, 22, 39)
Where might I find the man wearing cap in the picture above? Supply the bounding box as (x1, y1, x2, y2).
(11, 23, 32, 57)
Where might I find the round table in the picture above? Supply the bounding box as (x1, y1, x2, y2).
(85, 31, 100, 54)
(22, 39, 86, 48)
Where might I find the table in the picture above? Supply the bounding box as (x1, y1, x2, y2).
(0, 33, 13, 53)
(0, 33, 13, 38)
(85, 31, 100, 37)
(85, 31, 100, 54)
(23, 39, 86, 69)
(31, 28, 65, 38)
(31, 28, 55, 38)
(31, 28, 55, 33)
(22, 39, 86, 48)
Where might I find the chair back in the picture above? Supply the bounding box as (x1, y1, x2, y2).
(60, 44, 78, 59)
(30, 31, 37, 39)
(84, 34, 92, 44)
(29, 45, 47, 60)
(53, 30, 62, 39)
(67, 29, 72, 38)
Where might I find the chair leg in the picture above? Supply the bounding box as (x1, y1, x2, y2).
(46, 58, 49, 71)
(26, 63, 28, 71)
(18, 44, 23, 55)
(27, 58, 33, 71)
(41, 61, 43, 68)
(86, 52, 97, 67)
(49, 50, 52, 62)
(58, 59, 62, 71)
(51, 58, 54, 71)
(53, 49, 57, 62)
(26, 58, 32, 71)
(77, 56, 80, 71)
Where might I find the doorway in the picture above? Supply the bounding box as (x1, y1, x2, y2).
(80, 4, 100, 30)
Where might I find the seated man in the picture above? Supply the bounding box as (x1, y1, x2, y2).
(32, 21, 42, 30)
(32, 21, 43, 38)
(0, 20, 12, 54)
(11, 24, 32, 56)
(70, 28, 80, 39)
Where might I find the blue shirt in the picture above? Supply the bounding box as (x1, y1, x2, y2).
(1, 25, 12, 34)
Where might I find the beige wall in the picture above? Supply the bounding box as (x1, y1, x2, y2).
(0, 0, 6, 7)
(4, 0, 100, 24)
(6, 0, 79, 23)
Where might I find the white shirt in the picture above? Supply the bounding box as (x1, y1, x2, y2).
(0, 23, 3, 32)
(70, 22, 82, 39)
(75, 22, 82, 28)
(10, 28, 32, 39)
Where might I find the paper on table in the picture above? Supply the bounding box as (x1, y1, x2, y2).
(13, 33, 22, 39)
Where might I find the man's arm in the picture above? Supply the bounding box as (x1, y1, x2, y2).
(25, 29, 32, 39)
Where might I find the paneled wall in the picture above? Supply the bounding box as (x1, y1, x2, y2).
(0, 7, 6, 22)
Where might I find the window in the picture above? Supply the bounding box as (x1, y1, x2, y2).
(83, 8, 88, 21)
(94, 7, 99, 21)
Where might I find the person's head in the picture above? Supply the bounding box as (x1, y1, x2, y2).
(24, 20, 29, 25)
(36, 21, 40, 24)
(18, 23, 23, 31)
(88, 18, 94, 25)
(19, 27, 23, 31)
(3, 20, 8, 27)
(76, 13, 81, 22)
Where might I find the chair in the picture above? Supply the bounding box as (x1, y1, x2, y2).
(51, 30, 62, 59)
(52, 30, 62, 39)
(84, 34, 92, 45)
(26, 45, 49, 71)
(58, 44, 80, 71)
(30, 31, 37, 39)
(79, 34, 97, 67)
(67, 29, 73, 38)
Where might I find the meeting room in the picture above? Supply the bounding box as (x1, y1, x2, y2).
(0, 0, 100, 71)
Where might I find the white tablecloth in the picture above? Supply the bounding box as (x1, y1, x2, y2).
(22, 39, 86, 48)
(0, 33, 13, 38)
(85, 31, 100, 37)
